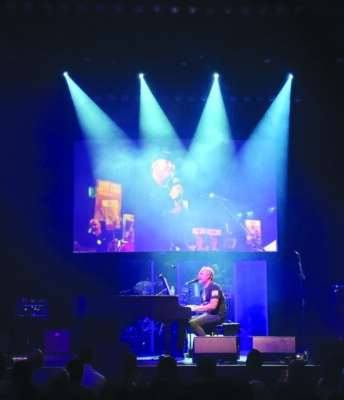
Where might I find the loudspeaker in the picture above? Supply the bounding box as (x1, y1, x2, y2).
(44, 330, 70, 353)
(193, 336, 239, 363)
(252, 336, 296, 362)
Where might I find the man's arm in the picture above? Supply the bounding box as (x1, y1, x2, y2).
(188, 298, 219, 313)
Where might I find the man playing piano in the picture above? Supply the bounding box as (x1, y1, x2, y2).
(164, 265, 226, 359)
(186, 266, 227, 336)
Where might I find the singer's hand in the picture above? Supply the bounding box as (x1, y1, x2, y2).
(169, 183, 183, 201)
(89, 218, 102, 236)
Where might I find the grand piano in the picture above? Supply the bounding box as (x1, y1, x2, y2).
(76, 294, 192, 349)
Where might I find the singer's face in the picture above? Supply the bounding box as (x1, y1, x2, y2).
(198, 268, 212, 285)
(151, 158, 175, 186)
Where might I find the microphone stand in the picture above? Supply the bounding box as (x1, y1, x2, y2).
(332, 284, 344, 340)
(295, 251, 308, 359)
(216, 198, 266, 252)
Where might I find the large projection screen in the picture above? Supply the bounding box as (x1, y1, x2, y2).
(73, 139, 278, 253)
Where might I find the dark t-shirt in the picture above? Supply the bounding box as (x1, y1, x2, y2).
(200, 281, 226, 320)
(132, 176, 190, 251)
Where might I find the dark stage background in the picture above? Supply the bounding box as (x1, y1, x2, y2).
(0, 0, 344, 359)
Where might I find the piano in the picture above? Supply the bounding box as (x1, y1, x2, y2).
(77, 295, 192, 342)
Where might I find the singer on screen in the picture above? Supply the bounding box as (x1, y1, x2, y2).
(132, 148, 191, 252)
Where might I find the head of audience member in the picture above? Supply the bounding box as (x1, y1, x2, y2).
(246, 348, 263, 371)
(287, 358, 307, 384)
(27, 348, 45, 369)
(119, 351, 138, 376)
(196, 355, 218, 381)
(156, 356, 180, 383)
(65, 356, 84, 385)
(45, 368, 70, 397)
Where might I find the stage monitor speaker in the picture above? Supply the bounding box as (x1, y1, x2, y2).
(193, 336, 239, 363)
(252, 336, 296, 362)
(44, 330, 70, 353)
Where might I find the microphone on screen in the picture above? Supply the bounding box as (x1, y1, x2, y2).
(185, 277, 199, 285)
(209, 192, 230, 202)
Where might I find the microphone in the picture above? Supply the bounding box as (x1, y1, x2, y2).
(209, 192, 230, 202)
(163, 263, 176, 268)
(185, 277, 199, 285)
(171, 177, 184, 204)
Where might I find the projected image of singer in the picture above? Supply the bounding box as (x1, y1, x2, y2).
(133, 149, 191, 251)
(186, 266, 226, 336)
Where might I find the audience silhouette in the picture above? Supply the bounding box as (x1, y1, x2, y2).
(0, 352, 11, 398)
(273, 358, 318, 400)
(4, 343, 343, 400)
(77, 344, 107, 398)
(27, 348, 52, 390)
(65, 356, 97, 400)
(316, 354, 344, 400)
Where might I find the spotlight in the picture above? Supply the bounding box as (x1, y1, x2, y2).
(223, 7, 233, 15)
(113, 4, 122, 12)
(134, 5, 144, 13)
(63, 71, 69, 77)
(170, 6, 180, 14)
(213, 73, 219, 80)
(138, 73, 144, 79)
(60, 3, 70, 12)
(24, 1, 34, 10)
(152, 4, 162, 13)
(96, 3, 105, 13)
(241, 6, 250, 14)
(188, 6, 197, 14)
(77, 3, 87, 12)
(43, 3, 52, 11)
(258, 6, 268, 15)
(275, 6, 285, 15)
(205, 7, 215, 14)
(6, 1, 17, 10)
